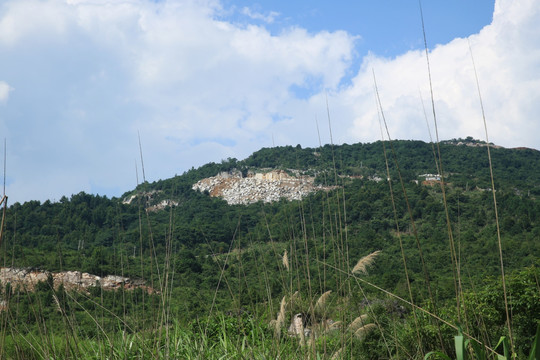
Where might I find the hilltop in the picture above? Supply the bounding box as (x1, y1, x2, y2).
(117, 137, 540, 210)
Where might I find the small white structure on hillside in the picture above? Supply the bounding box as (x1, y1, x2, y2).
(419, 174, 441, 181)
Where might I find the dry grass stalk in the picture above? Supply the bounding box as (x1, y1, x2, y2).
(352, 250, 381, 275)
(347, 314, 369, 332)
(354, 323, 376, 339)
(328, 320, 342, 331)
(299, 332, 306, 347)
(330, 347, 343, 360)
(291, 290, 300, 303)
(306, 336, 314, 349)
(314, 290, 332, 313)
(274, 295, 287, 336)
(297, 321, 307, 347)
(282, 250, 289, 271)
(52, 294, 62, 313)
(287, 291, 299, 316)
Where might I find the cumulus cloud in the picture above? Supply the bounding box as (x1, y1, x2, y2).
(339, 0, 540, 149)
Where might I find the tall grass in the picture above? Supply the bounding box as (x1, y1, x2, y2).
(0, 126, 536, 359)
(0, 8, 538, 360)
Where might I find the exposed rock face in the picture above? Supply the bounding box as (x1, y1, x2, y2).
(122, 190, 179, 212)
(192, 169, 333, 205)
(146, 199, 179, 212)
(0, 267, 154, 293)
(288, 313, 307, 337)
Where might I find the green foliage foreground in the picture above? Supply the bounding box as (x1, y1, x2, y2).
(0, 257, 537, 359)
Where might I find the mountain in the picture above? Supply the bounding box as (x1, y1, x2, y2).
(3, 138, 539, 275)
(124, 137, 540, 208)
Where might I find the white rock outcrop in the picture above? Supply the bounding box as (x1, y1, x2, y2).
(192, 170, 332, 205)
(0, 267, 154, 293)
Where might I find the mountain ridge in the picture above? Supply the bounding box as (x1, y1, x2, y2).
(120, 137, 540, 211)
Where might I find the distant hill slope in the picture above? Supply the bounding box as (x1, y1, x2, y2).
(1, 137, 539, 282)
(130, 137, 540, 206)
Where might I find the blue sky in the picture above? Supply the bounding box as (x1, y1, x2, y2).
(0, 0, 539, 204)
(223, 1, 494, 55)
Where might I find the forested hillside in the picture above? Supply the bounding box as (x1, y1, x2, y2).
(0, 138, 538, 359)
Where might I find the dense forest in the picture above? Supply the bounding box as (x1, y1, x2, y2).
(0, 138, 538, 359)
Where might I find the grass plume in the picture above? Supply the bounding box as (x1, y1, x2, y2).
(347, 314, 369, 332)
(353, 323, 376, 339)
(351, 250, 381, 275)
(274, 295, 287, 337)
(314, 290, 332, 313)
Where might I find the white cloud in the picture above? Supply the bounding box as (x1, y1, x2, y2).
(335, 0, 540, 150)
(0, 81, 12, 103)
(241, 7, 279, 24)
(0, 0, 73, 46)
